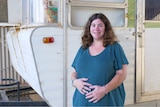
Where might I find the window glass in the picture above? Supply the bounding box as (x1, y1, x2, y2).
(70, 0, 125, 3)
(145, 0, 160, 21)
(70, 6, 126, 27)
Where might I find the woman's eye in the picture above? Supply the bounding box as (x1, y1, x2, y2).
(91, 24, 104, 28)
(91, 24, 95, 27)
(98, 24, 103, 27)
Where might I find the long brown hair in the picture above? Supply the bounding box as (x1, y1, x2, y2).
(81, 13, 118, 49)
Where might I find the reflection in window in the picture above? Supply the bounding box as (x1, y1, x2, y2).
(43, 0, 58, 23)
(22, 0, 58, 24)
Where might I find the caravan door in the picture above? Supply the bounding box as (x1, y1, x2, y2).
(136, 0, 160, 102)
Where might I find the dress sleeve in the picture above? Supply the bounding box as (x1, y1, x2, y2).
(113, 42, 129, 70)
(71, 46, 83, 70)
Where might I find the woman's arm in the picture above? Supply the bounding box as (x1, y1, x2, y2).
(71, 70, 77, 83)
(104, 64, 127, 93)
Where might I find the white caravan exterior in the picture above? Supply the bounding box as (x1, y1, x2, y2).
(5, 0, 160, 107)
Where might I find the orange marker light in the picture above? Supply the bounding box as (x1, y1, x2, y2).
(43, 37, 54, 43)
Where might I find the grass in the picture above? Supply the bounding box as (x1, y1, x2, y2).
(145, 22, 160, 28)
(127, 0, 135, 27)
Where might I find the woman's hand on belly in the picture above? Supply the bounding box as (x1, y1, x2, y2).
(73, 78, 92, 95)
(85, 85, 106, 103)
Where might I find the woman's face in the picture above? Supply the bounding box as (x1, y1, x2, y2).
(90, 19, 105, 40)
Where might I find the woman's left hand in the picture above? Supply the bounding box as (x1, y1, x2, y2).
(85, 85, 106, 103)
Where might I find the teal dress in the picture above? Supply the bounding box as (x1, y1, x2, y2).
(72, 42, 129, 107)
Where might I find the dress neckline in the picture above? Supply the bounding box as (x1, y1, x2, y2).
(88, 47, 106, 57)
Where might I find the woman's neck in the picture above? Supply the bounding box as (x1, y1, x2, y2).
(91, 40, 103, 47)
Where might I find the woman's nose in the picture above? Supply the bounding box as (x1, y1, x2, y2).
(95, 25, 100, 30)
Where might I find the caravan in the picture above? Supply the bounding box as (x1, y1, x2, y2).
(5, 0, 160, 107)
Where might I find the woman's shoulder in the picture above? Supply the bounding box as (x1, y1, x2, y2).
(112, 42, 121, 46)
(77, 46, 88, 54)
(78, 46, 87, 51)
(106, 42, 124, 53)
(108, 42, 121, 48)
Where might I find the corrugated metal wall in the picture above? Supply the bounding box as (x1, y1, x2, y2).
(0, 25, 25, 83)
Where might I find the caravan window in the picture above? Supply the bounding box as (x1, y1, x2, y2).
(22, 0, 59, 25)
(68, 0, 128, 28)
(145, 0, 160, 21)
(70, 0, 125, 3)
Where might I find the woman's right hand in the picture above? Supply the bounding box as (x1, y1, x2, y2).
(73, 78, 92, 95)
